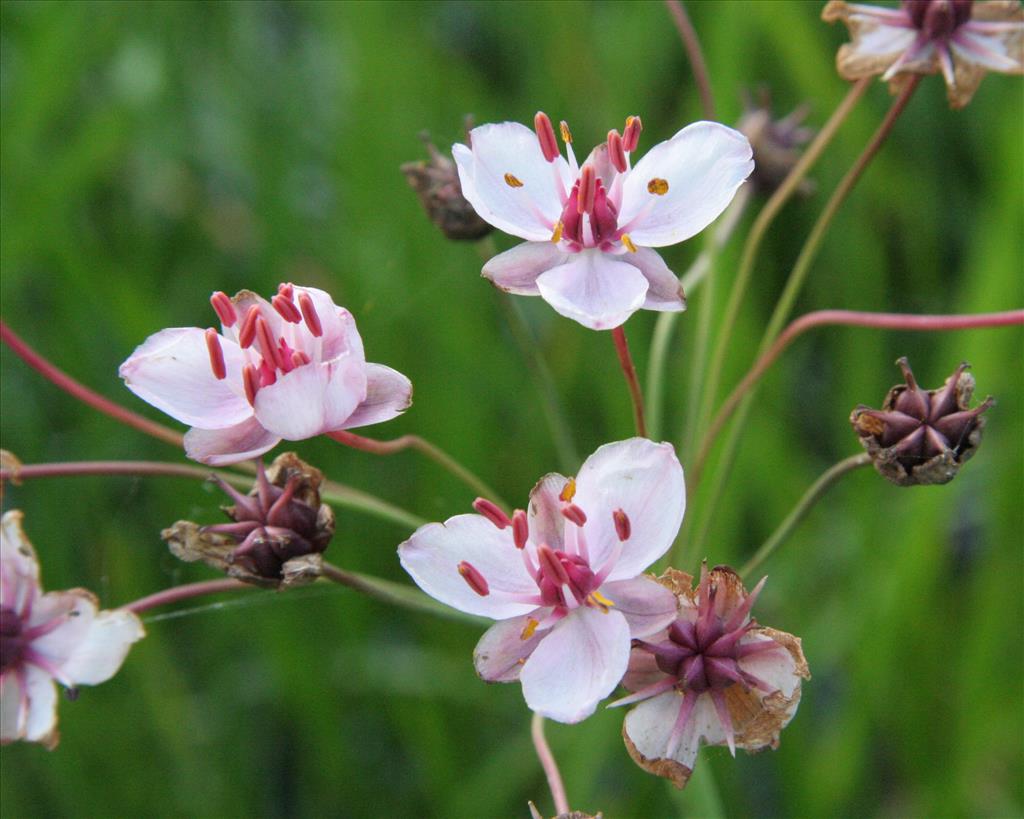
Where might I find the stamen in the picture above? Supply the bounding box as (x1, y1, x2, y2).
(534, 112, 560, 163)
(537, 545, 572, 587)
(622, 115, 642, 152)
(512, 509, 529, 549)
(520, 618, 539, 640)
(210, 291, 237, 327)
(277, 282, 295, 301)
(559, 120, 573, 145)
(272, 294, 302, 323)
(559, 477, 576, 502)
(255, 317, 285, 371)
(504, 173, 524, 188)
(242, 364, 259, 405)
(457, 561, 490, 596)
(578, 165, 596, 215)
(613, 509, 631, 541)
(298, 292, 323, 337)
(607, 130, 627, 173)
(550, 220, 564, 244)
(204, 328, 227, 380)
(647, 178, 669, 195)
(588, 590, 614, 610)
(238, 305, 260, 349)
(561, 503, 587, 527)
(620, 233, 638, 253)
(473, 498, 512, 529)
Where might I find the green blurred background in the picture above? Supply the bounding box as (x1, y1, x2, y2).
(1, 1, 1021, 817)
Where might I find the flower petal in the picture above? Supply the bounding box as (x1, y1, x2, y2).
(626, 248, 687, 312)
(619, 122, 753, 248)
(454, 123, 568, 241)
(56, 610, 145, 686)
(295, 288, 366, 363)
(527, 473, 569, 551)
(573, 438, 685, 581)
(601, 576, 678, 638)
(254, 356, 367, 440)
(399, 514, 538, 619)
(1, 510, 40, 616)
(184, 417, 281, 466)
(0, 672, 26, 744)
(119, 327, 252, 429)
(520, 606, 631, 723)
(29, 591, 99, 679)
(739, 628, 809, 698)
(22, 665, 59, 747)
(482, 241, 567, 295)
(337, 364, 412, 430)
(536, 252, 648, 330)
(473, 610, 551, 682)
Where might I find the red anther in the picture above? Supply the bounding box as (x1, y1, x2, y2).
(238, 305, 260, 349)
(298, 292, 323, 337)
(272, 294, 302, 323)
(613, 509, 631, 542)
(537, 545, 572, 587)
(512, 509, 529, 549)
(204, 328, 227, 380)
(473, 498, 512, 529)
(607, 130, 627, 173)
(534, 112, 560, 163)
(210, 291, 237, 327)
(277, 282, 295, 300)
(255, 317, 286, 371)
(577, 165, 596, 215)
(242, 364, 259, 405)
(561, 503, 587, 527)
(623, 115, 643, 152)
(457, 561, 490, 596)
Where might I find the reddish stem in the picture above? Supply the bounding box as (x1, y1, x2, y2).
(690, 308, 1024, 487)
(531, 713, 570, 816)
(1, 320, 184, 448)
(122, 578, 250, 615)
(664, 0, 715, 120)
(1, 460, 215, 483)
(612, 325, 648, 438)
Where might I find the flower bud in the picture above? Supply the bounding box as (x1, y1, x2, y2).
(736, 87, 815, 196)
(401, 128, 492, 241)
(850, 357, 993, 486)
(162, 452, 335, 588)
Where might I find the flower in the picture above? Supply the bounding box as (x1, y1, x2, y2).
(823, 0, 1024, 109)
(454, 112, 753, 330)
(737, 88, 816, 195)
(120, 284, 412, 466)
(398, 438, 685, 723)
(613, 565, 808, 789)
(850, 357, 992, 485)
(1, 511, 145, 749)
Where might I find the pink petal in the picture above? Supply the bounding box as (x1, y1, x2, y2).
(22, 665, 59, 746)
(29, 591, 98, 678)
(253, 356, 367, 440)
(573, 438, 685, 580)
(453, 122, 569, 241)
(0, 672, 25, 744)
(473, 610, 551, 682)
(601, 576, 678, 638)
(738, 635, 800, 697)
(56, 610, 145, 686)
(295, 288, 366, 363)
(336, 364, 412, 430)
(627, 248, 687, 312)
(953, 29, 1023, 72)
(119, 327, 251, 429)
(619, 122, 753, 248)
(398, 514, 538, 619)
(520, 606, 631, 723)
(482, 241, 567, 295)
(623, 689, 726, 768)
(184, 417, 281, 466)
(1, 511, 40, 615)
(535, 251, 648, 330)
(527, 473, 569, 550)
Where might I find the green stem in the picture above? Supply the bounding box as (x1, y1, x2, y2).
(664, 0, 716, 120)
(682, 228, 720, 457)
(741, 453, 871, 578)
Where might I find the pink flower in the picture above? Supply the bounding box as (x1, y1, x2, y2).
(612, 565, 809, 789)
(823, 0, 1024, 108)
(398, 438, 685, 723)
(454, 112, 753, 330)
(1, 511, 145, 749)
(120, 284, 412, 466)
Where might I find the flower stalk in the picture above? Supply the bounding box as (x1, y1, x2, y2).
(122, 578, 251, 615)
(664, 0, 716, 119)
(612, 325, 648, 438)
(531, 713, 571, 816)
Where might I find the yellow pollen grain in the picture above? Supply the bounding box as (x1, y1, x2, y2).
(648, 178, 669, 195)
(621, 233, 638, 253)
(551, 220, 564, 244)
(504, 173, 524, 188)
(559, 477, 576, 502)
(520, 618, 539, 640)
(560, 121, 573, 144)
(589, 590, 615, 610)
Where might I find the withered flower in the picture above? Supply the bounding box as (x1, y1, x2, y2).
(612, 565, 808, 790)
(401, 130, 493, 241)
(162, 453, 334, 588)
(736, 88, 815, 195)
(850, 357, 992, 486)
(823, 0, 1024, 109)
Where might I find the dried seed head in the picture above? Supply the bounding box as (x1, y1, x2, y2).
(401, 127, 492, 241)
(850, 357, 993, 486)
(736, 87, 815, 196)
(162, 452, 334, 588)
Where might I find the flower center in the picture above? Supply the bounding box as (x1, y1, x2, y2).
(0, 606, 27, 673)
(903, 0, 973, 39)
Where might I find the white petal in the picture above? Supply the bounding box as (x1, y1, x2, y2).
(738, 635, 800, 697)
(0, 672, 26, 744)
(520, 606, 631, 723)
(29, 591, 98, 677)
(573, 438, 685, 580)
(627, 248, 687, 312)
(619, 122, 753, 248)
(527, 473, 569, 550)
(454, 123, 569, 241)
(336, 364, 412, 430)
(601, 576, 678, 638)
(473, 611, 550, 682)
(119, 327, 251, 429)
(56, 610, 145, 686)
(183, 417, 281, 466)
(850, 14, 919, 59)
(399, 514, 538, 619)
(253, 356, 367, 440)
(536, 251, 648, 330)
(482, 241, 567, 295)
(22, 665, 59, 746)
(1, 510, 40, 615)
(293, 288, 366, 363)
(953, 28, 1023, 72)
